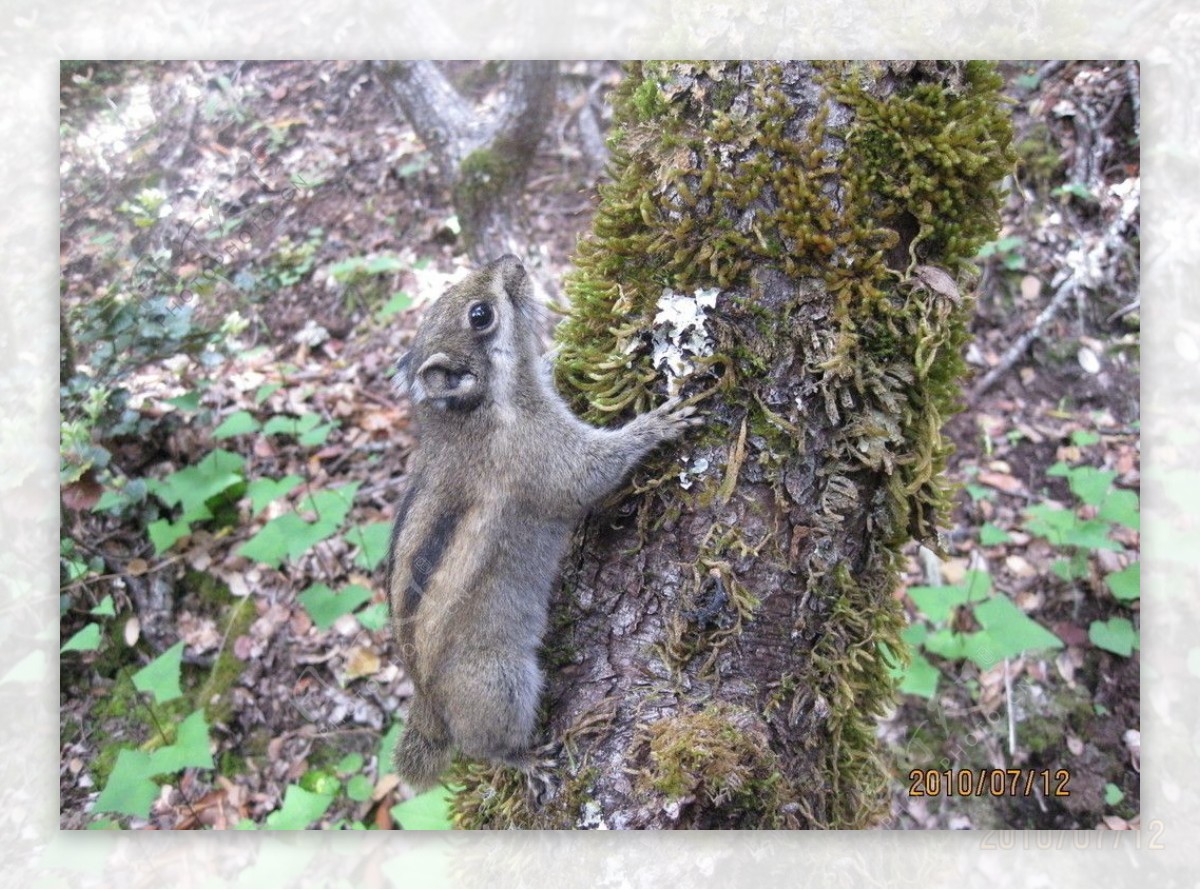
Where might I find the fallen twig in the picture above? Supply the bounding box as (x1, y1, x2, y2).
(969, 274, 1079, 404)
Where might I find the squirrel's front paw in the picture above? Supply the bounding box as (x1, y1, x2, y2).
(650, 396, 703, 438)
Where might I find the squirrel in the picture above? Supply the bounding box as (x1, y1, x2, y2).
(386, 254, 698, 793)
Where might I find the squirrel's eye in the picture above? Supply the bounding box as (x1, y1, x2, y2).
(468, 302, 494, 330)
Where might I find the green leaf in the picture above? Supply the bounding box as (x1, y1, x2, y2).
(132, 641, 184, 704)
(379, 722, 404, 770)
(1066, 467, 1118, 507)
(265, 785, 333, 829)
(299, 583, 373, 629)
(1023, 503, 1077, 545)
(1061, 518, 1124, 552)
(980, 523, 1011, 546)
(298, 421, 336, 447)
(898, 651, 940, 699)
(300, 483, 360, 532)
(346, 774, 374, 803)
(1106, 562, 1140, 602)
(165, 391, 202, 412)
(213, 410, 262, 439)
(1099, 489, 1139, 531)
(376, 291, 414, 321)
(1071, 430, 1100, 447)
(239, 485, 359, 566)
(1089, 617, 1138, 657)
(1001, 252, 1026, 271)
(907, 585, 970, 624)
(350, 521, 393, 572)
(1052, 182, 1096, 202)
(923, 628, 973, 662)
(391, 784, 454, 830)
(148, 518, 191, 554)
(263, 413, 321, 437)
(907, 571, 991, 623)
(61, 623, 102, 653)
(148, 710, 214, 773)
(966, 595, 1064, 669)
(1105, 783, 1124, 806)
(254, 383, 282, 404)
(1052, 555, 1092, 582)
(964, 483, 992, 502)
(366, 255, 407, 275)
(93, 489, 127, 513)
(245, 474, 304, 515)
(91, 595, 116, 617)
(94, 749, 158, 818)
(152, 449, 246, 523)
(300, 770, 341, 796)
(356, 602, 388, 632)
(238, 514, 297, 567)
(337, 752, 365, 774)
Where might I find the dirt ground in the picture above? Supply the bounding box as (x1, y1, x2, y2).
(58, 60, 1139, 830)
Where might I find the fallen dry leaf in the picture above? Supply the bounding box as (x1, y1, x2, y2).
(1005, 554, 1037, 578)
(940, 558, 968, 585)
(977, 470, 1025, 495)
(62, 476, 103, 511)
(344, 645, 381, 680)
(373, 772, 400, 802)
(178, 611, 221, 654)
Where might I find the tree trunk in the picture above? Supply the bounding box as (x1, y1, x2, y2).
(450, 61, 1012, 830)
(375, 61, 558, 286)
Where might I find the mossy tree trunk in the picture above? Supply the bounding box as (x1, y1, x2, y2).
(452, 61, 1012, 830)
(376, 61, 558, 277)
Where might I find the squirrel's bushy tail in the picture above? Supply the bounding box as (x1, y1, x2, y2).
(394, 701, 452, 791)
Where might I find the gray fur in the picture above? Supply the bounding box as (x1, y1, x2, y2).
(387, 255, 698, 790)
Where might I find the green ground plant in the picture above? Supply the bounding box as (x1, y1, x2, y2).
(63, 348, 415, 828)
(895, 451, 1140, 698)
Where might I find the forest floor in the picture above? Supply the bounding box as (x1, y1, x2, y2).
(58, 61, 1140, 830)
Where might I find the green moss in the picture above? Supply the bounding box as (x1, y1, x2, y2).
(448, 758, 601, 830)
(830, 60, 1014, 270)
(635, 703, 794, 828)
(192, 578, 255, 725)
(1015, 122, 1064, 188)
(807, 563, 908, 827)
(454, 147, 522, 220)
(630, 77, 669, 122)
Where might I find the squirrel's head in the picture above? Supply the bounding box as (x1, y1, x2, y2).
(394, 255, 535, 413)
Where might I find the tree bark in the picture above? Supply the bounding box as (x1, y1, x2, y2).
(375, 61, 558, 277)
(449, 61, 1012, 830)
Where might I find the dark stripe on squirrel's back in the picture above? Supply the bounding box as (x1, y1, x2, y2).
(404, 511, 462, 616)
(384, 481, 421, 594)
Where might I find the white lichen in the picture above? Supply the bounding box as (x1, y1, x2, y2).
(651, 287, 719, 394)
(578, 799, 609, 830)
(677, 455, 710, 490)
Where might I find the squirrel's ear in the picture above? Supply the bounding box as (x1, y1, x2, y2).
(393, 352, 413, 396)
(487, 254, 527, 303)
